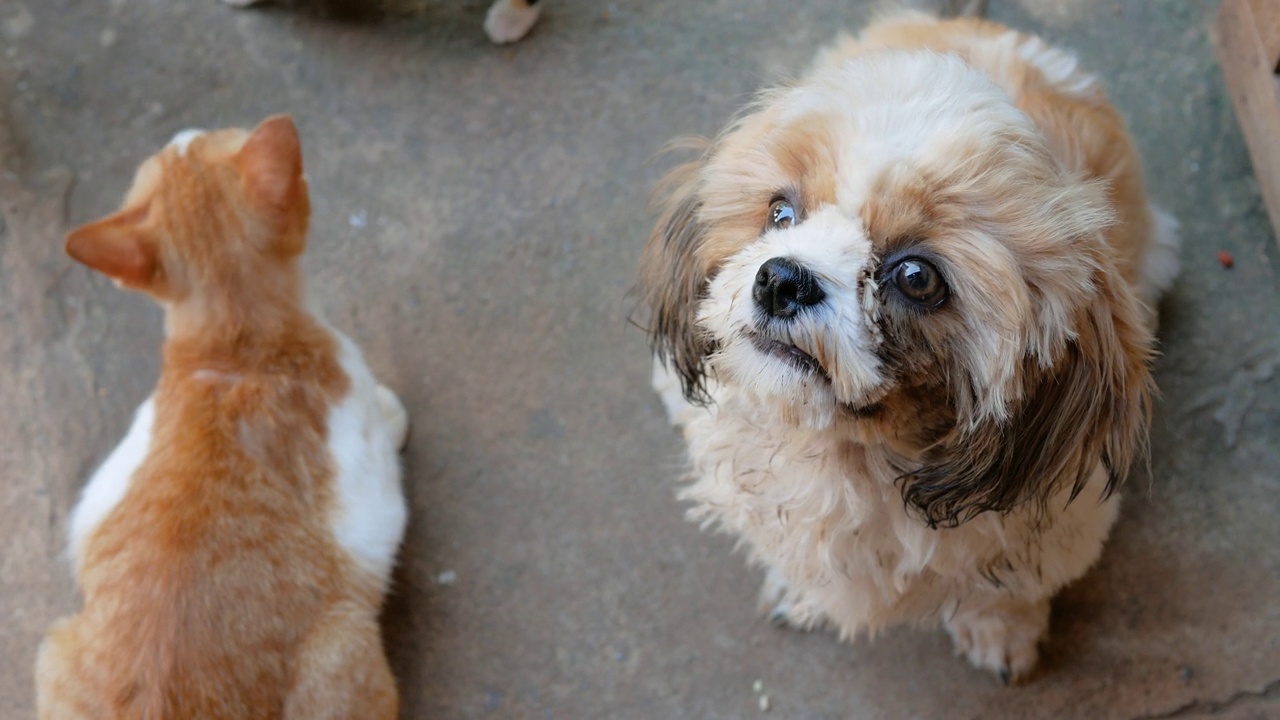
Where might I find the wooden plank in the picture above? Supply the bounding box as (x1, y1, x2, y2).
(1246, 0, 1280, 70)
(1216, 0, 1280, 244)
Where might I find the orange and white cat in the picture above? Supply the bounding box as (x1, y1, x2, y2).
(36, 116, 410, 719)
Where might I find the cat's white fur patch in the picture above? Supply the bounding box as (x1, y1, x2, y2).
(169, 129, 205, 156)
(68, 397, 154, 574)
(326, 332, 408, 584)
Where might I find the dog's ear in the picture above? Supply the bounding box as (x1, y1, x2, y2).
(638, 159, 716, 403)
(901, 266, 1154, 528)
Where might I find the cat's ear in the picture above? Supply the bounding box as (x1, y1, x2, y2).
(235, 115, 304, 213)
(65, 204, 159, 289)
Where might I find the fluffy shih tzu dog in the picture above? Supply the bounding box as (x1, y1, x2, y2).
(640, 12, 1179, 683)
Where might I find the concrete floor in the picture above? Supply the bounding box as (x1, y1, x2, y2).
(2, 0, 1278, 717)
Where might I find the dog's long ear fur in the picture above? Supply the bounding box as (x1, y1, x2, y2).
(901, 266, 1154, 528)
(638, 156, 716, 403)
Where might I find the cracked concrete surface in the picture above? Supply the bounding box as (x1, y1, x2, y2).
(1150, 679, 1280, 720)
(2, 1, 1278, 718)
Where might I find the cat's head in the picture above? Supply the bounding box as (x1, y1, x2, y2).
(65, 115, 310, 303)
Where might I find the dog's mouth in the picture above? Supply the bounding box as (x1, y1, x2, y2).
(747, 331, 830, 382)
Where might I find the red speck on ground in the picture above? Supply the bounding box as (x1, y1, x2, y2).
(1218, 250, 1234, 269)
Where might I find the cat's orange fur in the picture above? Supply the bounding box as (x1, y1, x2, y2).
(37, 116, 400, 719)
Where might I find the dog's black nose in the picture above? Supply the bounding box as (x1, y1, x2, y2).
(753, 257, 825, 318)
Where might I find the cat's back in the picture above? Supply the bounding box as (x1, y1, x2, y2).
(42, 321, 387, 719)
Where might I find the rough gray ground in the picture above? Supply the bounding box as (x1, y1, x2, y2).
(2, 0, 1278, 718)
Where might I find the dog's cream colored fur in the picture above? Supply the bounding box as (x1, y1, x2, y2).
(643, 13, 1177, 683)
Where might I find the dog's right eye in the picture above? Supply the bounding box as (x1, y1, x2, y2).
(767, 199, 797, 231)
(891, 257, 948, 308)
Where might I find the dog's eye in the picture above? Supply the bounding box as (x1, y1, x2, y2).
(767, 199, 797, 230)
(892, 257, 947, 307)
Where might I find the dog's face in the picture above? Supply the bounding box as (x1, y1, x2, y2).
(641, 51, 1154, 527)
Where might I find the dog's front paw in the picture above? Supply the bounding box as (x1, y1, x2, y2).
(944, 597, 1049, 685)
(757, 567, 822, 631)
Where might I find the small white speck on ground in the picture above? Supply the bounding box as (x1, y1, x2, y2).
(437, 569, 457, 585)
(752, 680, 769, 712)
(100, 28, 117, 48)
(348, 210, 367, 229)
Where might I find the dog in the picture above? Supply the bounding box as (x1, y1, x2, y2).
(639, 11, 1179, 684)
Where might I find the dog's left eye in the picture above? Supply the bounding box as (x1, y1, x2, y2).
(891, 257, 947, 307)
(767, 199, 797, 230)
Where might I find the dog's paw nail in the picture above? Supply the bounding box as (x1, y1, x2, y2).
(998, 667, 1011, 686)
(767, 608, 789, 626)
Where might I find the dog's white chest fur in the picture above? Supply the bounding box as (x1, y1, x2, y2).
(66, 332, 407, 585)
(659, 364, 1119, 640)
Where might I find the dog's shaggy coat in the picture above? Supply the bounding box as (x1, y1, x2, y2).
(640, 13, 1178, 682)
